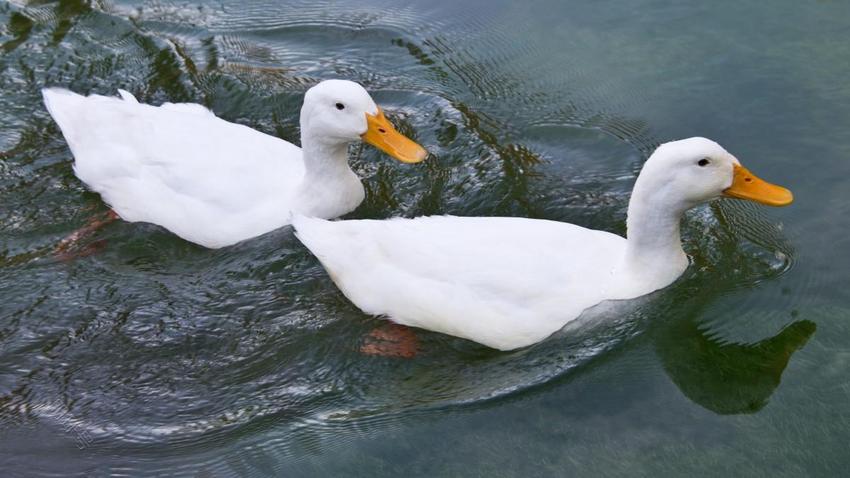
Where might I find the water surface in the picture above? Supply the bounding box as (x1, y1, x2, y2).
(1, 0, 848, 476)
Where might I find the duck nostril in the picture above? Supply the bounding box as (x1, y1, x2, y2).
(744, 177, 753, 182)
(378, 128, 387, 134)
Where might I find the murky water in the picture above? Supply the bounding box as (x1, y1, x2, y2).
(1, 0, 848, 476)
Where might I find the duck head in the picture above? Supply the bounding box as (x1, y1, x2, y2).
(299, 80, 427, 163)
(634, 137, 793, 210)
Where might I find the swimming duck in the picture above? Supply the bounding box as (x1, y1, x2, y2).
(294, 137, 793, 351)
(42, 80, 426, 248)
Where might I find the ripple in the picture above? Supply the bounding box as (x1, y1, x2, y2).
(0, 0, 813, 475)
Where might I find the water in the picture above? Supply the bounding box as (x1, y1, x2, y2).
(1, 0, 848, 476)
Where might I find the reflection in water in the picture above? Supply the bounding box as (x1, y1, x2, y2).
(2, 12, 34, 53)
(657, 318, 815, 415)
(50, 0, 92, 46)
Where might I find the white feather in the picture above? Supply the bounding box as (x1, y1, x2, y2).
(294, 215, 624, 350)
(42, 80, 402, 248)
(294, 138, 789, 350)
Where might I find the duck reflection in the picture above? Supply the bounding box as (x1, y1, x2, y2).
(656, 317, 815, 415)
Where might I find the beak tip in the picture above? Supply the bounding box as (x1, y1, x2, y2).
(394, 145, 428, 164)
(413, 148, 428, 163)
(767, 186, 794, 207)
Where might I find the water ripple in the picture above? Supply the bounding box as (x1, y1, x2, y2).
(0, 0, 810, 475)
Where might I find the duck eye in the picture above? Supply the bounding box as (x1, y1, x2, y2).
(697, 158, 710, 167)
(335, 103, 345, 111)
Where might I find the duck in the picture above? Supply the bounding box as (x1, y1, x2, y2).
(293, 137, 793, 351)
(42, 80, 427, 249)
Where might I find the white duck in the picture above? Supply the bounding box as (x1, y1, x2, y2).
(42, 80, 426, 248)
(294, 138, 793, 351)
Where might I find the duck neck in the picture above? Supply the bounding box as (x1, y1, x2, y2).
(622, 186, 690, 287)
(300, 132, 354, 182)
(296, 131, 363, 218)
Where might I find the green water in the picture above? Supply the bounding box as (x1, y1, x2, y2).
(1, 0, 848, 476)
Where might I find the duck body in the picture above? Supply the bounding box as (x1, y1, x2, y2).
(295, 138, 793, 350)
(295, 215, 640, 350)
(44, 89, 308, 247)
(42, 80, 426, 248)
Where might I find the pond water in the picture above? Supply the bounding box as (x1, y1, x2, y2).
(1, 0, 849, 476)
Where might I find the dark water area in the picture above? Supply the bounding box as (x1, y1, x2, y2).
(0, 0, 848, 476)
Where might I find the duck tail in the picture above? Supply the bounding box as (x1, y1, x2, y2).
(291, 215, 335, 253)
(42, 88, 84, 136)
(43, 88, 139, 132)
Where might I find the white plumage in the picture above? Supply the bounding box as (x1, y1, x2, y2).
(42, 80, 426, 248)
(295, 138, 793, 350)
(295, 215, 625, 350)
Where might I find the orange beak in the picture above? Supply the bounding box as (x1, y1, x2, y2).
(723, 164, 793, 206)
(361, 108, 428, 164)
